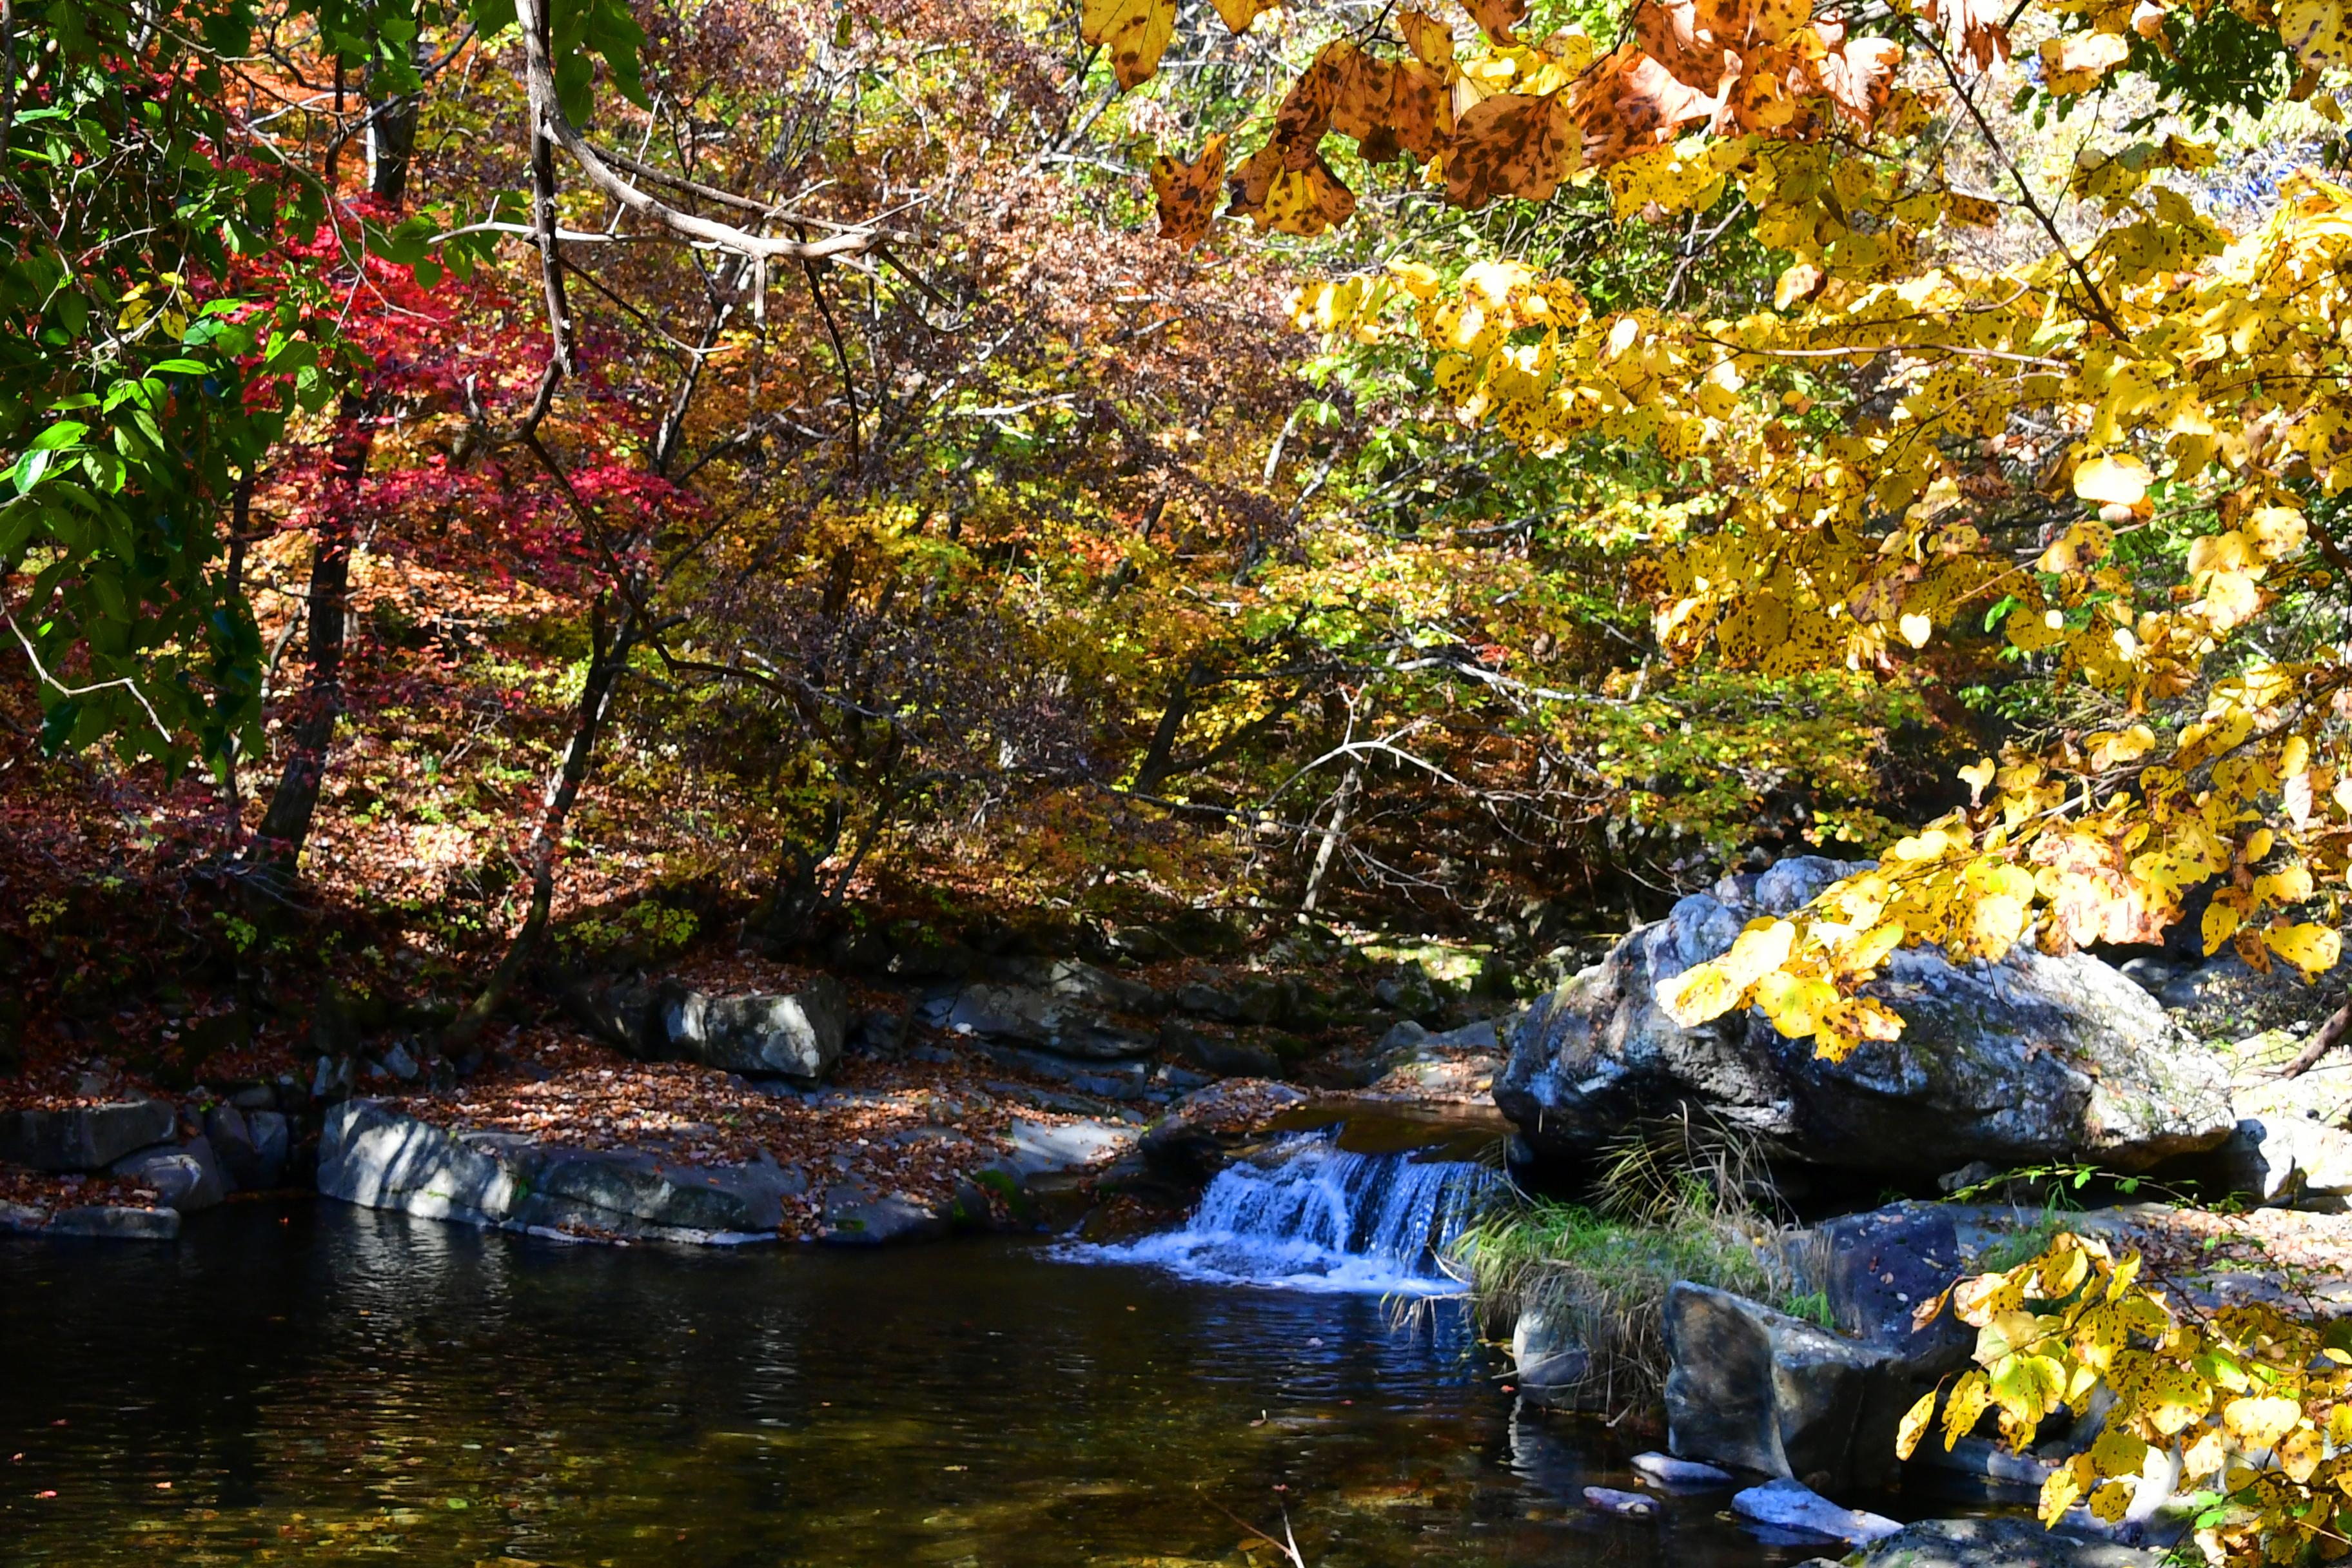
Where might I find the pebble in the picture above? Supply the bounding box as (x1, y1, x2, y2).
(1583, 1486, 1659, 1519)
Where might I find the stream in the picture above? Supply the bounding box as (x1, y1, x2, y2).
(2, 1133, 1897, 1567)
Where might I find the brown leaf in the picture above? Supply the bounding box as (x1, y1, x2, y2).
(1152, 134, 1228, 247)
(1632, 0, 1735, 90)
(1228, 141, 1360, 234)
(1273, 44, 1345, 169)
(1463, 0, 1529, 46)
(1389, 60, 1458, 159)
(1445, 88, 1578, 208)
(1324, 42, 1455, 163)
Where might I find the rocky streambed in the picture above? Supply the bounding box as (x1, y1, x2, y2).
(10, 858, 2352, 1563)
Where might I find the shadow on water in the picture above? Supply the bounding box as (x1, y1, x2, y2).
(1, 1200, 1837, 1567)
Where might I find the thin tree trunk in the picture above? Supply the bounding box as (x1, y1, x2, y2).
(1300, 763, 1360, 915)
(248, 397, 373, 884)
(444, 599, 638, 1051)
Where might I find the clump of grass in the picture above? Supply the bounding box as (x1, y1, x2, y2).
(1445, 1112, 1812, 1413)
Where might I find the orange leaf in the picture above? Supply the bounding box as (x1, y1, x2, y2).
(1463, 0, 1528, 46)
(1152, 134, 1228, 247)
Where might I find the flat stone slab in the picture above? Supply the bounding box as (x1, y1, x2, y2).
(0, 1197, 181, 1240)
(318, 1100, 807, 1244)
(0, 1100, 177, 1171)
(1732, 1478, 1901, 1547)
(1001, 1117, 1139, 1177)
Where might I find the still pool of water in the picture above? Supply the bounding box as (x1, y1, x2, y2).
(5, 1201, 1863, 1567)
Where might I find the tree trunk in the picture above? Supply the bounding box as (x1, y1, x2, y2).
(247, 396, 373, 885)
(444, 599, 638, 1052)
(364, 31, 426, 206)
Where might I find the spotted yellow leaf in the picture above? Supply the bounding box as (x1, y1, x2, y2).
(1081, 0, 1176, 91)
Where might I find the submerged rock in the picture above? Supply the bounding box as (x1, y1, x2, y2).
(1730, 1478, 1900, 1547)
(1794, 1515, 2166, 1567)
(1631, 1451, 1733, 1485)
(0, 1099, 177, 1172)
(1582, 1485, 1658, 1519)
(1509, 1306, 1591, 1409)
(1494, 858, 2234, 1176)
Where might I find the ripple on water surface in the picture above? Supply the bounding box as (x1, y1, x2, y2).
(3, 1202, 1850, 1567)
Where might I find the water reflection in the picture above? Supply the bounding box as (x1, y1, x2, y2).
(3, 1204, 1831, 1565)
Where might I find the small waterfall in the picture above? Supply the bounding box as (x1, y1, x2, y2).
(1071, 1132, 1501, 1294)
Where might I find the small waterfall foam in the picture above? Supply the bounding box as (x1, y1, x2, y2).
(1067, 1132, 1500, 1293)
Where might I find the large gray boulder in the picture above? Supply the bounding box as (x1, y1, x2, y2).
(567, 974, 847, 1082)
(1663, 1282, 1909, 1491)
(318, 1100, 807, 1242)
(1495, 859, 2235, 1176)
(0, 1099, 177, 1171)
(932, 983, 1156, 1059)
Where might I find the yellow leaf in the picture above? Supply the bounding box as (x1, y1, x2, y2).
(1398, 8, 1456, 66)
(2039, 1457, 2088, 1525)
(1896, 1389, 1938, 1460)
(2087, 1424, 2148, 1480)
(1210, 0, 1279, 31)
(2073, 453, 2152, 507)
(1080, 0, 1177, 90)
(1943, 1368, 1994, 1447)
(1658, 961, 1741, 1025)
(2266, 922, 2343, 977)
(1960, 757, 1996, 802)
(2222, 1394, 2302, 1449)
(2086, 1478, 2134, 1523)
(1756, 971, 1838, 1037)
(2280, 0, 2352, 68)
(2202, 897, 2240, 954)
(1899, 611, 1932, 648)
(1775, 261, 1826, 311)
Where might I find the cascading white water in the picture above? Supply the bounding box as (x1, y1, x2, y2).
(1069, 1132, 1500, 1294)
